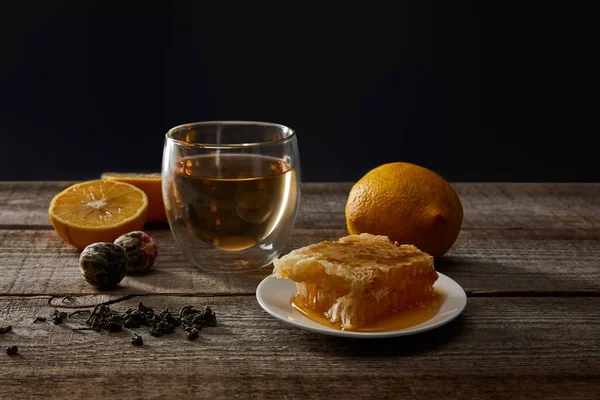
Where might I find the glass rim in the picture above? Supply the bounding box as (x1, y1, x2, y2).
(165, 121, 296, 148)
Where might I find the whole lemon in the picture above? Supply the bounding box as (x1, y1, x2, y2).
(345, 162, 463, 257)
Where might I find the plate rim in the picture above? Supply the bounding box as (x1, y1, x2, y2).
(256, 272, 467, 339)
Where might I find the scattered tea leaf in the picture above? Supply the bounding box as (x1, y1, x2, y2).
(39, 302, 218, 343)
(6, 345, 18, 355)
(131, 333, 144, 346)
(61, 294, 74, 303)
(149, 328, 163, 337)
(86, 304, 123, 332)
(185, 327, 199, 341)
(51, 310, 68, 325)
(0, 325, 12, 334)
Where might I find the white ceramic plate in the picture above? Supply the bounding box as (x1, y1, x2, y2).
(256, 272, 467, 338)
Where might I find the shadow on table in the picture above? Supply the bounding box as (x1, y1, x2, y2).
(434, 255, 598, 292)
(122, 263, 268, 294)
(295, 317, 465, 358)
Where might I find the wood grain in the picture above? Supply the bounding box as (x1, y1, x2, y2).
(1, 182, 599, 230)
(0, 227, 597, 296)
(2, 182, 600, 399)
(0, 295, 599, 399)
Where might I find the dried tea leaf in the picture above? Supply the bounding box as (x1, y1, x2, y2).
(0, 326, 12, 334)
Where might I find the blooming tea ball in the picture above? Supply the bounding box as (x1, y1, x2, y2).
(79, 243, 127, 289)
(114, 231, 158, 273)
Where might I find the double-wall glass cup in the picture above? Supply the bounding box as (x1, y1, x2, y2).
(162, 121, 301, 272)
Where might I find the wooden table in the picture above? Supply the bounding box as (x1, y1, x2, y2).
(0, 182, 598, 399)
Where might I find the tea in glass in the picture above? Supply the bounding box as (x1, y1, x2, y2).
(162, 122, 300, 272)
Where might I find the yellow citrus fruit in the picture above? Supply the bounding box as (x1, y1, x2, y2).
(48, 180, 148, 249)
(101, 172, 166, 223)
(345, 162, 463, 257)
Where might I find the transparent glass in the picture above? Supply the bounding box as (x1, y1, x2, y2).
(162, 121, 301, 273)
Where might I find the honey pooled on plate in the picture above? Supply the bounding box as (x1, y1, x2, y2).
(273, 234, 439, 331)
(291, 291, 443, 332)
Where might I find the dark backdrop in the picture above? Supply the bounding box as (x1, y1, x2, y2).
(0, 2, 597, 182)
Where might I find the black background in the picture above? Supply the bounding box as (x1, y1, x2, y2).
(0, 2, 597, 182)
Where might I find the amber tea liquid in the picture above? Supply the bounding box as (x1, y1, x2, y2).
(172, 154, 297, 252)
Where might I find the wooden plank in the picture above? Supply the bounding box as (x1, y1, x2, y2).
(0, 296, 598, 399)
(458, 183, 600, 230)
(0, 229, 268, 296)
(0, 182, 71, 228)
(1, 182, 599, 230)
(0, 227, 598, 296)
(441, 227, 600, 293)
